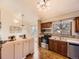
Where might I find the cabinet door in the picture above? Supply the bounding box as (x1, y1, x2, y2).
(29, 39, 34, 54)
(23, 40, 29, 57)
(49, 40, 67, 57)
(57, 41, 62, 54)
(48, 39, 53, 51)
(41, 22, 52, 29)
(60, 41, 67, 57)
(75, 17, 79, 32)
(57, 41, 67, 57)
(49, 40, 58, 52)
(14, 42, 23, 59)
(2, 42, 14, 59)
(53, 40, 58, 52)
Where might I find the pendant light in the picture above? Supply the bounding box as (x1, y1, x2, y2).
(21, 14, 24, 27)
(0, 10, 1, 29)
(37, 0, 49, 9)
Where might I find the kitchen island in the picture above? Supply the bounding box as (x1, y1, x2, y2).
(0, 38, 34, 59)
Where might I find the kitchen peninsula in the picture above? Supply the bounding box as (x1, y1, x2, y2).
(0, 37, 34, 59)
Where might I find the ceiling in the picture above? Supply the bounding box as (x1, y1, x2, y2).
(0, 0, 79, 21)
(37, 0, 79, 19)
(0, 0, 38, 24)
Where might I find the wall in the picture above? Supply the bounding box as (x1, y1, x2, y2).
(40, 10, 79, 36)
(0, 8, 25, 40)
(41, 10, 79, 23)
(0, 7, 38, 40)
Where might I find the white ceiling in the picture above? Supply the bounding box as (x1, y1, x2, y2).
(37, 0, 79, 19)
(0, 0, 38, 24)
(0, 0, 79, 21)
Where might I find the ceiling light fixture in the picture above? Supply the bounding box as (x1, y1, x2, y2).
(21, 14, 24, 27)
(0, 10, 1, 29)
(14, 19, 19, 24)
(37, 0, 49, 9)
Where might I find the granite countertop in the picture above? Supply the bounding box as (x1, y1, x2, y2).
(0, 37, 28, 44)
(49, 35, 79, 44)
(0, 40, 9, 44)
(0, 38, 30, 48)
(51, 34, 79, 39)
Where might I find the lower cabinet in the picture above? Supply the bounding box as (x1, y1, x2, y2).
(49, 39, 67, 57)
(1, 39, 34, 59)
(14, 42, 23, 59)
(29, 39, 34, 54)
(23, 40, 30, 57)
(2, 42, 14, 59)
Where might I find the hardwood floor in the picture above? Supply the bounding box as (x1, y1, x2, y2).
(26, 54, 33, 59)
(26, 48, 69, 59)
(26, 38, 69, 59)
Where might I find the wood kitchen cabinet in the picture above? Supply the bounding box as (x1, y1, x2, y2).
(48, 39, 53, 51)
(41, 22, 52, 29)
(40, 22, 52, 34)
(75, 17, 79, 32)
(49, 39, 67, 57)
(57, 41, 67, 57)
(48, 40, 58, 52)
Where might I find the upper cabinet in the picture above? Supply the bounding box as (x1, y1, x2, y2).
(41, 22, 52, 34)
(75, 17, 79, 32)
(41, 22, 52, 29)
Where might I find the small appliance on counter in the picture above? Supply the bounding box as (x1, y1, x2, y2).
(0, 40, 7, 44)
(0, 36, 16, 44)
(8, 36, 16, 41)
(19, 34, 26, 39)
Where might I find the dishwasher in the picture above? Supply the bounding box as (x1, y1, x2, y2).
(68, 43, 79, 59)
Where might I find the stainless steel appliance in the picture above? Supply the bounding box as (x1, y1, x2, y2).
(68, 43, 79, 59)
(40, 34, 51, 49)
